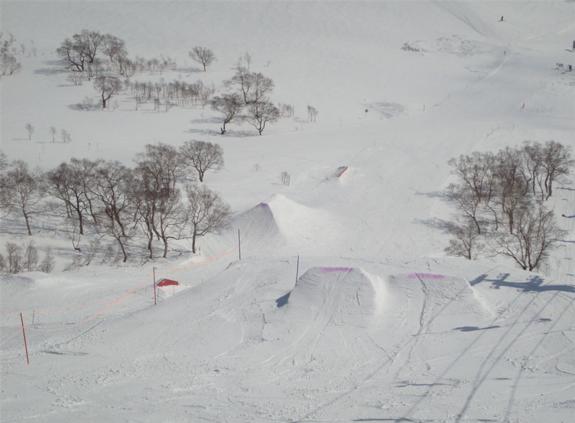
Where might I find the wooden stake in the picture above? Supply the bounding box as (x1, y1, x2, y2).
(238, 229, 242, 261)
(20, 312, 30, 365)
(153, 267, 157, 306)
(295, 255, 300, 284)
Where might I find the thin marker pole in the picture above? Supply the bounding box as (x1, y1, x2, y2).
(20, 313, 30, 365)
(238, 229, 242, 261)
(295, 255, 300, 283)
(153, 266, 157, 306)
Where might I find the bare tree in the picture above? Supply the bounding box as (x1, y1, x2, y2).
(444, 219, 483, 260)
(23, 241, 39, 272)
(227, 65, 252, 104)
(180, 140, 224, 182)
(447, 184, 484, 235)
(155, 189, 188, 258)
(520, 141, 544, 199)
(102, 34, 127, 67)
(1, 32, 22, 77)
(540, 141, 573, 200)
(249, 72, 274, 104)
(307, 105, 318, 122)
(189, 46, 215, 71)
(60, 129, 72, 144)
(494, 205, 566, 271)
(93, 75, 122, 109)
(56, 38, 86, 72)
(57, 30, 105, 72)
(5, 242, 23, 273)
(494, 147, 532, 234)
(134, 143, 183, 258)
(0, 161, 42, 235)
(246, 100, 280, 135)
(210, 93, 243, 134)
(226, 67, 274, 105)
(25, 123, 34, 141)
(186, 184, 230, 254)
(49, 126, 57, 143)
(77, 30, 104, 64)
(47, 160, 95, 235)
(38, 247, 55, 273)
(90, 161, 139, 262)
(0, 150, 7, 171)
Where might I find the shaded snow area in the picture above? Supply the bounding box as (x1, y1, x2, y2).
(1, 1, 575, 422)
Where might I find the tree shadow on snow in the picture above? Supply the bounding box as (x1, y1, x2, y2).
(186, 127, 255, 138)
(414, 217, 457, 234)
(34, 60, 68, 75)
(189, 116, 222, 124)
(414, 190, 451, 200)
(469, 273, 575, 293)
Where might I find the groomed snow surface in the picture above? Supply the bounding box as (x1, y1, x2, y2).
(1, 1, 575, 422)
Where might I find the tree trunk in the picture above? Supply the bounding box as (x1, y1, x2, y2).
(23, 210, 32, 236)
(162, 236, 168, 258)
(192, 226, 197, 254)
(76, 207, 84, 235)
(472, 215, 481, 235)
(117, 236, 128, 263)
(102, 95, 107, 109)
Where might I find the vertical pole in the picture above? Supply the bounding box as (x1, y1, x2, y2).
(20, 312, 30, 365)
(153, 267, 157, 306)
(238, 229, 242, 261)
(295, 255, 300, 284)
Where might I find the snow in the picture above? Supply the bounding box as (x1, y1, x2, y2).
(1, 1, 575, 422)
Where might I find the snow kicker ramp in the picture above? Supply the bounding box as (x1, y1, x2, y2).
(275, 266, 385, 327)
(229, 194, 342, 256)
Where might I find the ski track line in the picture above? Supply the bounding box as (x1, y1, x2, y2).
(502, 294, 575, 422)
(294, 273, 452, 423)
(399, 274, 531, 421)
(258, 270, 350, 372)
(391, 274, 430, 384)
(454, 290, 561, 422)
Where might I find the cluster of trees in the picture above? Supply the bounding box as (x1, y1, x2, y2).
(445, 141, 573, 271)
(126, 79, 214, 110)
(56, 30, 191, 109)
(1, 32, 22, 77)
(56, 30, 131, 77)
(131, 55, 177, 74)
(23, 123, 71, 143)
(0, 141, 228, 268)
(0, 241, 54, 274)
(210, 56, 280, 135)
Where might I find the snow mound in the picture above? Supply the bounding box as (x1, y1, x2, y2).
(280, 267, 386, 327)
(230, 194, 342, 255)
(232, 201, 284, 251)
(266, 194, 340, 250)
(389, 272, 492, 331)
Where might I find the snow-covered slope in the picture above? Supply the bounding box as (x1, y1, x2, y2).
(1, 1, 574, 422)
